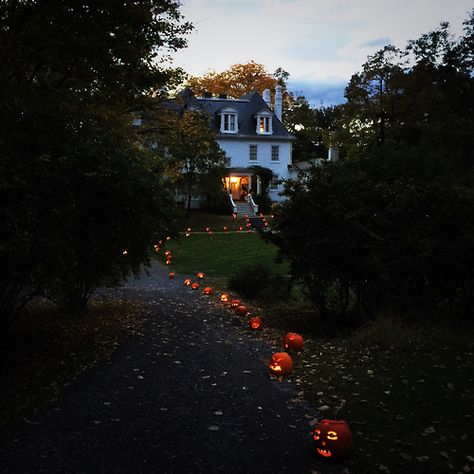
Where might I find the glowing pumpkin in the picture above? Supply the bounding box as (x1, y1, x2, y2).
(165, 259, 172, 265)
(168, 271, 175, 279)
(223, 226, 228, 232)
(235, 305, 248, 316)
(220, 293, 229, 302)
(230, 299, 240, 308)
(268, 352, 293, 376)
(197, 272, 205, 279)
(191, 282, 199, 290)
(184, 278, 191, 286)
(203, 286, 213, 295)
(312, 419, 352, 460)
(249, 316, 262, 330)
(283, 333, 304, 352)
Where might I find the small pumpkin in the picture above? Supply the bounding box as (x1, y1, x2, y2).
(268, 352, 293, 376)
(312, 419, 352, 460)
(197, 272, 205, 279)
(283, 333, 304, 352)
(191, 282, 199, 290)
(203, 286, 213, 295)
(230, 299, 240, 308)
(168, 271, 175, 279)
(165, 259, 172, 265)
(235, 305, 248, 316)
(220, 293, 229, 303)
(249, 316, 262, 330)
(184, 278, 191, 286)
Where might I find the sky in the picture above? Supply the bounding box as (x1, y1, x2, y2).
(171, 0, 473, 106)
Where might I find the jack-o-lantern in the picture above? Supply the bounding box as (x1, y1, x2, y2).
(197, 272, 205, 279)
(268, 352, 293, 376)
(312, 419, 352, 460)
(191, 282, 199, 290)
(220, 293, 229, 303)
(235, 305, 248, 316)
(283, 333, 304, 352)
(203, 286, 213, 295)
(249, 316, 262, 330)
(230, 299, 240, 308)
(165, 259, 172, 265)
(184, 278, 191, 286)
(223, 226, 228, 232)
(168, 271, 175, 279)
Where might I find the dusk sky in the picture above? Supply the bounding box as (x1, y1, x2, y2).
(172, 0, 473, 106)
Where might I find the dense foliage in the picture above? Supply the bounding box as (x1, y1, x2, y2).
(0, 0, 191, 325)
(269, 13, 474, 327)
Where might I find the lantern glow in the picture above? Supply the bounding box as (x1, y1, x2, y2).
(230, 299, 240, 308)
(191, 282, 199, 290)
(268, 352, 293, 377)
(312, 419, 352, 460)
(249, 316, 262, 330)
(197, 272, 205, 279)
(203, 286, 213, 295)
(220, 293, 229, 302)
(184, 278, 191, 286)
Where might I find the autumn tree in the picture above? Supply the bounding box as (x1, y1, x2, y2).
(0, 0, 191, 322)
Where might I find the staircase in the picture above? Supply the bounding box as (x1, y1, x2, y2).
(233, 201, 255, 216)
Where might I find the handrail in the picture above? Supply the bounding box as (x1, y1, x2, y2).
(228, 193, 237, 214)
(246, 194, 259, 215)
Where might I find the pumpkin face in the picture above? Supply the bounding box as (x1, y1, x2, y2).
(184, 278, 191, 286)
(191, 282, 199, 290)
(197, 272, 205, 279)
(249, 316, 262, 330)
(203, 286, 213, 295)
(168, 271, 175, 279)
(235, 305, 248, 316)
(312, 419, 352, 460)
(230, 299, 240, 308)
(220, 293, 229, 303)
(165, 259, 172, 265)
(268, 352, 293, 376)
(283, 333, 304, 352)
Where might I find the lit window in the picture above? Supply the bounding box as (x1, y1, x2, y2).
(271, 145, 279, 161)
(256, 112, 273, 135)
(249, 145, 257, 161)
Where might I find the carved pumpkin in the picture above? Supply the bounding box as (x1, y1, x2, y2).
(165, 259, 172, 265)
(184, 278, 191, 286)
(223, 226, 228, 232)
(235, 305, 248, 316)
(168, 271, 175, 279)
(312, 419, 352, 460)
(203, 286, 213, 295)
(283, 333, 304, 352)
(268, 352, 293, 376)
(249, 316, 262, 330)
(191, 282, 199, 290)
(197, 272, 205, 279)
(220, 293, 229, 303)
(230, 299, 240, 308)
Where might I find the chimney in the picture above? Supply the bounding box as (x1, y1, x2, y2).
(262, 89, 271, 108)
(274, 85, 282, 121)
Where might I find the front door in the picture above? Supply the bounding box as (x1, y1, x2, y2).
(229, 176, 250, 201)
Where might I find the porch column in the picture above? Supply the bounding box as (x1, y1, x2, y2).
(256, 176, 261, 194)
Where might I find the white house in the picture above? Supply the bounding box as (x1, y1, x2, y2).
(173, 86, 295, 207)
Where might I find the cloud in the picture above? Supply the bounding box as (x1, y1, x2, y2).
(360, 37, 392, 48)
(288, 78, 348, 107)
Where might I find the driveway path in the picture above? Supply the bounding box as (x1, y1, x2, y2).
(2, 263, 340, 474)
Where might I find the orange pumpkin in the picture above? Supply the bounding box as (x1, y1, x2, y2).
(283, 333, 304, 352)
(230, 299, 240, 308)
(235, 305, 248, 316)
(249, 316, 262, 330)
(203, 286, 213, 295)
(168, 271, 175, 279)
(312, 419, 352, 460)
(165, 259, 172, 265)
(184, 278, 191, 286)
(191, 282, 199, 290)
(220, 293, 229, 302)
(268, 352, 293, 376)
(197, 272, 205, 279)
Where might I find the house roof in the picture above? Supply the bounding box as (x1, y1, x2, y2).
(174, 88, 295, 141)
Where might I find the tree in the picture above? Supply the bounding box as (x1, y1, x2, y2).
(0, 0, 192, 323)
(162, 110, 228, 213)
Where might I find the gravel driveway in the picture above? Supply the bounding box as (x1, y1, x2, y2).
(1, 262, 341, 474)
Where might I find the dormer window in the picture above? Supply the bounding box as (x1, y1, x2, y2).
(255, 110, 273, 135)
(218, 107, 238, 134)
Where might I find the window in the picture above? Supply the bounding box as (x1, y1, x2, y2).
(255, 111, 273, 135)
(271, 145, 280, 161)
(219, 108, 239, 133)
(249, 145, 258, 161)
(270, 174, 279, 190)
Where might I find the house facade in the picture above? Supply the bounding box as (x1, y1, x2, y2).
(174, 86, 295, 207)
